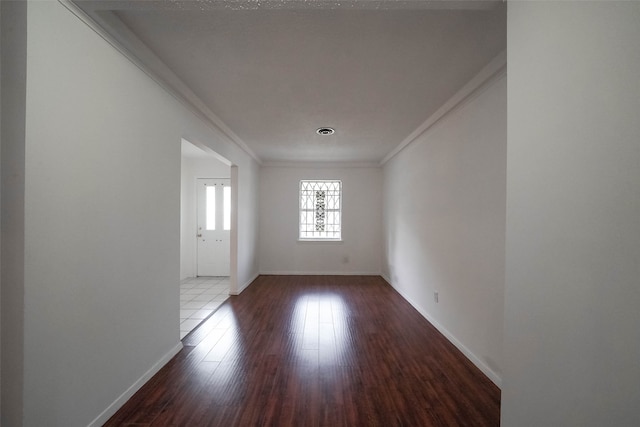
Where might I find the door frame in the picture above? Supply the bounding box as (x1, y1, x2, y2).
(181, 139, 238, 295)
(229, 165, 239, 295)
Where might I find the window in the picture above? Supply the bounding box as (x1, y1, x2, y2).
(206, 185, 216, 230)
(299, 180, 342, 240)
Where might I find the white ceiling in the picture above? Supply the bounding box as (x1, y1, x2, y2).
(76, 0, 506, 164)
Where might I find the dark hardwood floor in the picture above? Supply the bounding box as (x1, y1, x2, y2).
(105, 275, 500, 426)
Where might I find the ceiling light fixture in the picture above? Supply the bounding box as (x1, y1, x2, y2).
(316, 127, 335, 136)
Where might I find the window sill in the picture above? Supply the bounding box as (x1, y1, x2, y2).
(297, 238, 343, 243)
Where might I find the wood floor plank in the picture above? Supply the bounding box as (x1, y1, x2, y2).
(105, 275, 500, 426)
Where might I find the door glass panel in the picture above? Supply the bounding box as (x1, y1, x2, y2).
(223, 186, 231, 231)
(206, 185, 216, 230)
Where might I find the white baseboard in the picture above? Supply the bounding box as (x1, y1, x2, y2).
(88, 342, 184, 427)
(230, 271, 260, 295)
(259, 270, 381, 276)
(380, 274, 502, 388)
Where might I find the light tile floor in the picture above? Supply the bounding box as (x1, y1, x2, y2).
(180, 276, 229, 339)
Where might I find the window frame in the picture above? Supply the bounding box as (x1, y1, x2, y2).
(298, 179, 343, 242)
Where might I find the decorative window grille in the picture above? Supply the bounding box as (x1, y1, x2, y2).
(299, 180, 342, 240)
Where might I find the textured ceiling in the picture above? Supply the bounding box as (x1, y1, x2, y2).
(77, 1, 506, 163)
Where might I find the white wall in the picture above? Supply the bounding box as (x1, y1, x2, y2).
(180, 151, 230, 279)
(259, 165, 382, 275)
(382, 74, 507, 385)
(0, 2, 2, 417)
(25, 4, 180, 423)
(1, 2, 27, 424)
(0, 2, 261, 426)
(503, 3, 640, 426)
(0, 4, 2, 416)
(236, 161, 260, 291)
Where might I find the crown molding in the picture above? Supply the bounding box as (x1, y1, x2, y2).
(261, 160, 381, 169)
(60, 0, 262, 164)
(381, 50, 506, 165)
(73, 1, 502, 12)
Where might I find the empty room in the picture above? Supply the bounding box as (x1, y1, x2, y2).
(1, 1, 638, 426)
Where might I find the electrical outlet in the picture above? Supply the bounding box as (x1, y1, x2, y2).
(434, 292, 439, 303)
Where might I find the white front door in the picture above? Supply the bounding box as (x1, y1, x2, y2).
(196, 178, 230, 276)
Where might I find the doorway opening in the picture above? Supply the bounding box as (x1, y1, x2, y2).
(180, 139, 236, 339)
